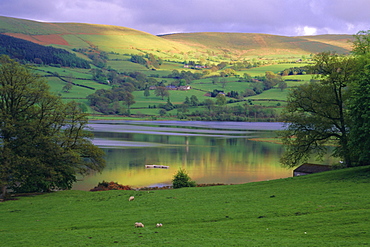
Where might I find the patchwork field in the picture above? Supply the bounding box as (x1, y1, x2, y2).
(0, 16, 355, 118)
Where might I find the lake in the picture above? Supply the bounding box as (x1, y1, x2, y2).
(72, 121, 332, 190)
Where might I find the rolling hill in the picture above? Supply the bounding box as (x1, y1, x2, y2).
(161, 32, 353, 56)
(0, 16, 354, 58)
(0, 16, 195, 55)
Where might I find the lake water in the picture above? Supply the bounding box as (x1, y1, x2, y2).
(72, 121, 331, 190)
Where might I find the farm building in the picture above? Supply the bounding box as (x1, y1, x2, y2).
(178, 85, 191, 90)
(293, 163, 332, 177)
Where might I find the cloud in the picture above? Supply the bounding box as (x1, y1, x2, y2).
(0, 0, 369, 36)
(295, 26, 317, 36)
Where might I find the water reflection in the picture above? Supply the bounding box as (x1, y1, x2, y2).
(72, 121, 333, 190)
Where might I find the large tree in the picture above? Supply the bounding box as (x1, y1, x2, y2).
(155, 86, 169, 100)
(348, 30, 370, 166)
(279, 52, 357, 167)
(352, 30, 370, 55)
(0, 56, 105, 198)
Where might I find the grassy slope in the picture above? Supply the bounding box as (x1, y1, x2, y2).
(0, 16, 353, 57)
(300, 34, 354, 51)
(0, 16, 196, 55)
(1, 166, 369, 246)
(161, 32, 353, 56)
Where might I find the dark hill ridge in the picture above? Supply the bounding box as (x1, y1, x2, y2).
(0, 33, 90, 68)
(0, 15, 354, 56)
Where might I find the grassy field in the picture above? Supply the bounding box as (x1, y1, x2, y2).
(1, 166, 369, 246)
(244, 63, 311, 76)
(33, 60, 307, 117)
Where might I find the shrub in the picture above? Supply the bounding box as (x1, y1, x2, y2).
(172, 168, 196, 189)
(90, 181, 132, 191)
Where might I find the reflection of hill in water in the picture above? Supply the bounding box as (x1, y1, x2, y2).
(73, 121, 336, 191)
(89, 120, 285, 131)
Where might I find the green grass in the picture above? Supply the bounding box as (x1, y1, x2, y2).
(132, 89, 207, 107)
(249, 88, 289, 101)
(284, 74, 314, 86)
(1, 166, 370, 246)
(191, 77, 250, 93)
(245, 63, 310, 76)
(106, 60, 147, 72)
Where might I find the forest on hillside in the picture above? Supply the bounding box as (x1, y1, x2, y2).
(0, 34, 90, 68)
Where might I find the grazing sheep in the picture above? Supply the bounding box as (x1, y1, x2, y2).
(135, 222, 144, 228)
(156, 223, 163, 227)
(129, 196, 134, 201)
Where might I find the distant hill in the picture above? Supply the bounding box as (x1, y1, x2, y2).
(0, 16, 354, 59)
(160, 32, 353, 56)
(0, 16, 195, 55)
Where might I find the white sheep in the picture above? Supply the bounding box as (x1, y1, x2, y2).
(129, 196, 135, 201)
(156, 223, 163, 227)
(135, 222, 144, 228)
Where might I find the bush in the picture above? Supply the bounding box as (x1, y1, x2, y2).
(172, 168, 196, 189)
(90, 181, 132, 191)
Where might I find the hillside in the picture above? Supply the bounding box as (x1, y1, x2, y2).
(0, 16, 353, 57)
(1, 166, 370, 246)
(0, 16, 195, 55)
(161, 32, 353, 56)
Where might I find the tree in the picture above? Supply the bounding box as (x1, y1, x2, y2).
(264, 71, 283, 90)
(242, 73, 253, 82)
(352, 30, 370, 55)
(190, 95, 199, 106)
(348, 54, 370, 166)
(62, 82, 73, 93)
(159, 109, 167, 117)
(155, 86, 169, 100)
(277, 81, 287, 91)
(120, 82, 135, 93)
(164, 97, 174, 111)
(121, 91, 135, 110)
(144, 87, 150, 98)
(183, 96, 190, 105)
(0, 56, 105, 198)
(348, 30, 370, 166)
(252, 82, 264, 94)
(172, 168, 196, 189)
(279, 52, 356, 167)
(216, 94, 227, 106)
(147, 53, 160, 69)
(203, 99, 215, 111)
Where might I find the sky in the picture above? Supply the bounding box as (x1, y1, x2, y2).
(0, 0, 369, 36)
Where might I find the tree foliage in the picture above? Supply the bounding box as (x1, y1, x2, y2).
(172, 168, 196, 189)
(0, 56, 105, 198)
(279, 52, 357, 167)
(87, 87, 135, 115)
(348, 30, 370, 166)
(348, 55, 370, 166)
(352, 30, 370, 55)
(155, 86, 169, 100)
(130, 53, 162, 69)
